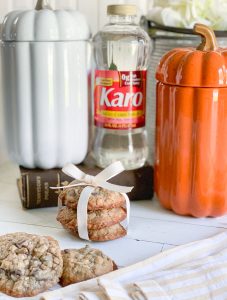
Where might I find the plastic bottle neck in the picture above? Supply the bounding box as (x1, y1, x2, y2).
(108, 14, 137, 25)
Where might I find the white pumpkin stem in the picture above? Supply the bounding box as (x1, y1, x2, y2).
(35, 0, 52, 10)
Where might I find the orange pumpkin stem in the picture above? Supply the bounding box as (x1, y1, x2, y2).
(193, 23, 218, 51)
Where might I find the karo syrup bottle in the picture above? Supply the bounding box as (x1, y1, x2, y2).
(93, 5, 151, 170)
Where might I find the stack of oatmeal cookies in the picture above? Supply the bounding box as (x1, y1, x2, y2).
(57, 185, 128, 241)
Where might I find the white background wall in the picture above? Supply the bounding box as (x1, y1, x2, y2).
(0, 0, 150, 165)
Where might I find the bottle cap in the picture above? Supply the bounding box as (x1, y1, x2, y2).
(107, 5, 137, 16)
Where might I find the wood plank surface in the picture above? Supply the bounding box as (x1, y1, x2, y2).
(0, 161, 227, 299)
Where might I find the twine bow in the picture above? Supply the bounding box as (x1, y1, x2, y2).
(52, 161, 133, 241)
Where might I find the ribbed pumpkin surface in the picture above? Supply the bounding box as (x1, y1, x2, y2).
(156, 48, 227, 87)
(155, 83, 227, 217)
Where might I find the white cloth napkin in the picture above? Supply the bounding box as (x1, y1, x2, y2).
(40, 231, 227, 300)
(132, 250, 227, 300)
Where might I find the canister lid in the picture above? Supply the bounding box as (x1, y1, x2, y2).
(107, 5, 137, 16)
(156, 24, 227, 88)
(1, 0, 90, 42)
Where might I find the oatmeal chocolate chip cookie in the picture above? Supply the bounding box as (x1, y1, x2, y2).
(88, 223, 127, 241)
(60, 245, 117, 286)
(60, 185, 126, 211)
(0, 232, 63, 298)
(57, 206, 127, 231)
(60, 220, 127, 242)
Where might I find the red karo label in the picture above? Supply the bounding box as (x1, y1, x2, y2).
(94, 70, 147, 130)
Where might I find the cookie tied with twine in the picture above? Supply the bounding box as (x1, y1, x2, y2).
(51, 161, 133, 241)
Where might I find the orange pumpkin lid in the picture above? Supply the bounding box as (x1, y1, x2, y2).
(156, 24, 227, 87)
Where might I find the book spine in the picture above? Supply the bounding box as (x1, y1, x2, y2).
(20, 169, 72, 209)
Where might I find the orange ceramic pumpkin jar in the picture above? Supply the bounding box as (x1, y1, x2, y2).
(155, 24, 227, 217)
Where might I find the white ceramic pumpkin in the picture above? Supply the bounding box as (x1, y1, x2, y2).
(1, 0, 90, 169)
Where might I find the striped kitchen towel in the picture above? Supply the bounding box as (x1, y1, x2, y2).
(131, 249, 227, 300)
(41, 231, 227, 300)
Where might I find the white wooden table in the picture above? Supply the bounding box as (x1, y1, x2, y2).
(1, 161, 227, 299)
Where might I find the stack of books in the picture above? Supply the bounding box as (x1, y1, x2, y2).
(17, 163, 153, 209)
